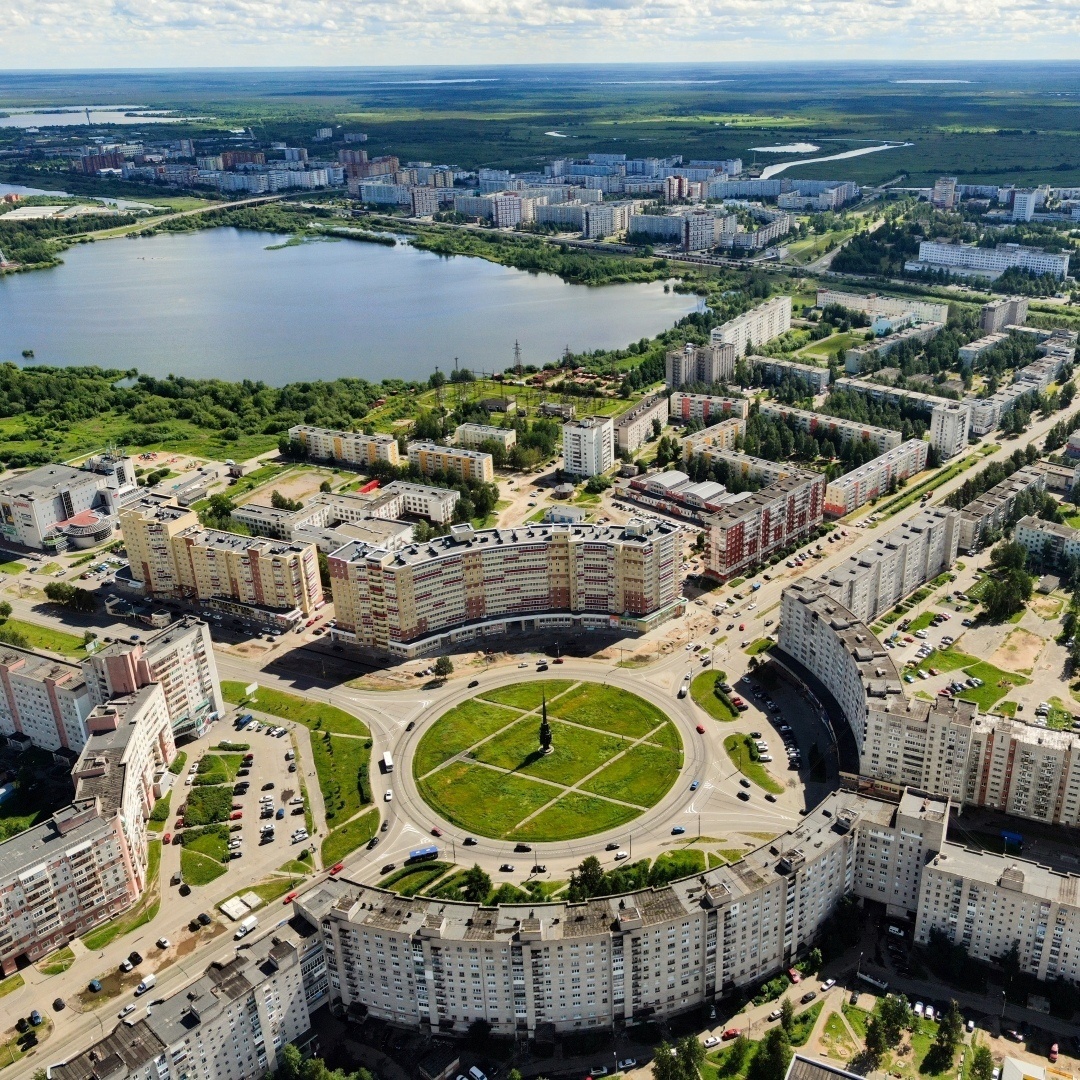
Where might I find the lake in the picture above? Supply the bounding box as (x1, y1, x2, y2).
(0, 228, 701, 385)
(0, 106, 189, 128)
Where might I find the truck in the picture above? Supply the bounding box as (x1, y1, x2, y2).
(381, 751, 393, 773)
(134, 973, 157, 996)
(234, 915, 258, 940)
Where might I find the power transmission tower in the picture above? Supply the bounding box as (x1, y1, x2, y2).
(513, 340, 523, 377)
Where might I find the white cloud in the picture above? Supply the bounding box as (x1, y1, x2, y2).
(2, 0, 1080, 65)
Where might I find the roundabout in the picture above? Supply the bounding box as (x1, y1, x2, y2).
(412, 679, 684, 841)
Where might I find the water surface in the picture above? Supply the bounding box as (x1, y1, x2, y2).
(0, 227, 701, 385)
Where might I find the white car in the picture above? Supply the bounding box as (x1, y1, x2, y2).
(924, 1005, 935, 1021)
(820, 979, 836, 992)
(614, 851, 629, 861)
(618, 1061, 637, 1071)
(119, 1003, 137, 1018)
(703, 1037, 720, 1048)
(156, 937, 171, 949)
(914, 1002, 924, 1017)
(384, 789, 393, 802)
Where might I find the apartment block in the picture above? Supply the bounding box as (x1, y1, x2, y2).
(0, 646, 92, 752)
(0, 682, 175, 975)
(830, 378, 944, 416)
(669, 391, 749, 425)
(288, 424, 401, 467)
(956, 463, 1046, 550)
(817, 290, 949, 325)
(703, 472, 825, 581)
(680, 418, 747, 461)
(823, 440, 929, 517)
(1013, 514, 1080, 567)
(411, 186, 440, 217)
(958, 332, 1012, 364)
(665, 342, 738, 390)
(53, 926, 321, 1080)
(710, 296, 792, 356)
(407, 442, 495, 483)
(328, 519, 681, 657)
(757, 402, 902, 454)
(929, 402, 971, 461)
(119, 495, 201, 597)
(748, 356, 831, 394)
(906, 240, 1070, 281)
(454, 423, 517, 451)
(683, 209, 714, 251)
(614, 393, 667, 454)
(815, 508, 958, 625)
(981, 296, 1030, 333)
(84, 617, 223, 740)
(844, 322, 945, 374)
(562, 416, 614, 477)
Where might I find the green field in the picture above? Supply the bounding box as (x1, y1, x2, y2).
(194, 753, 244, 785)
(797, 331, 866, 360)
(691, 671, 738, 721)
(310, 731, 372, 825)
(221, 680, 368, 735)
(480, 680, 575, 710)
(4, 617, 89, 658)
(414, 681, 681, 840)
(181, 848, 230, 886)
(320, 807, 380, 865)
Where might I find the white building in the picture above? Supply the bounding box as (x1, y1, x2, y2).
(929, 401, 971, 460)
(906, 240, 1070, 281)
(613, 393, 667, 454)
(683, 209, 714, 252)
(711, 296, 792, 356)
(816, 290, 949, 326)
(454, 423, 517, 451)
(562, 416, 614, 477)
(1011, 190, 1038, 222)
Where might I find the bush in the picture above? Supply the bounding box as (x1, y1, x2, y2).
(149, 792, 172, 823)
(182, 786, 232, 826)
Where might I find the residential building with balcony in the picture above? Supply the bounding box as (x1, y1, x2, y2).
(407, 443, 495, 483)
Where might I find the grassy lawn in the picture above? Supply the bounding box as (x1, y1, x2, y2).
(181, 848, 229, 886)
(168, 750, 188, 775)
(744, 638, 774, 656)
(821, 1011, 857, 1060)
(148, 790, 171, 832)
(0, 560, 25, 574)
(183, 785, 233, 825)
(309, 731, 371, 826)
(549, 682, 669, 738)
(480, 680, 575, 710)
(184, 826, 228, 862)
(650, 848, 705, 880)
(221, 680, 368, 736)
(473, 717, 632, 786)
(842, 1003, 870, 1039)
(218, 874, 304, 910)
(907, 611, 937, 633)
(691, 671, 738, 721)
(724, 734, 784, 794)
(580, 743, 682, 806)
(418, 761, 555, 837)
(413, 699, 520, 775)
(320, 807, 380, 865)
(0, 973, 23, 999)
(278, 859, 313, 876)
(956, 661, 1029, 711)
(649, 723, 683, 751)
(0, 1015, 52, 1071)
(796, 330, 865, 359)
(790, 1000, 825, 1046)
(82, 840, 161, 950)
(379, 861, 454, 895)
(194, 753, 244, 786)
(37, 946, 75, 975)
(4, 617, 88, 657)
(510, 791, 640, 842)
(916, 647, 977, 673)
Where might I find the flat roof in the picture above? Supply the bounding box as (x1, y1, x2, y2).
(0, 463, 95, 500)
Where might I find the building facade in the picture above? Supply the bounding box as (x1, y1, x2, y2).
(454, 424, 517, 451)
(823, 440, 929, 518)
(757, 403, 902, 454)
(562, 416, 615, 477)
(407, 443, 495, 483)
(614, 394, 667, 454)
(668, 392, 749, 425)
(710, 296, 792, 357)
(0, 645, 92, 752)
(329, 519, 682, 657)
(929, 402, 971, 461)
(906, 240, 1070, 281)
(981, 297, 1030, 333)
(749, 356, 831, 394)
(288, 424, 401, 467)
(665, 343, 738, 390)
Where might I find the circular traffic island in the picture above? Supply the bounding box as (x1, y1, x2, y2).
(414, 679, 683, 842)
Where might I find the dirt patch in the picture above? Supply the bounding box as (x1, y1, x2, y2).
(1030, 595, 1064, 620)
(74, 968, 144, 1011)
(173, 921, 227, 961)
(239, 466, 335, 507)
(989, 628, 1046, 674)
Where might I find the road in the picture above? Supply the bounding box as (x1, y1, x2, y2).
(82, 192, 295, 240)
(8, 406, 1069, 1070)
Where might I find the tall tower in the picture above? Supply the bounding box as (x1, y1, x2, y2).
(538, 693, 553, 755)
(513, 340, 523, 377)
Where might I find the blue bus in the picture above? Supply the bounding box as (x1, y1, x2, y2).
(407, 845, 439, 865)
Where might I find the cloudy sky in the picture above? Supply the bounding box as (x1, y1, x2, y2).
(3, 0, 1079, 67)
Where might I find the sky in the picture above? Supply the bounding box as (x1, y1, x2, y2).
(4, 0, 1080, 68)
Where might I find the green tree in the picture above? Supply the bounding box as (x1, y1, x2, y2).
(990, 540, 1028, 573)
(675, 1035, 706, 1080)
(971, 1045, 994, 1080)
(320, 479, 333, 492)
(276, 1044, 303, 1080)
(653, 1043, 682, 1080)
(568, 855, 605, 901)
(780, 996, 795, 1034)
(461, 864, 492, 903)
(747, 1027, 792, 1080)
(434, 655, 454, 678)
(0, 601, 11, 619)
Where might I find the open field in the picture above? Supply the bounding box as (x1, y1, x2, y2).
(415, 681, 681, 839)
(480, 680, 574, 710)
(320, 808, 380, 865)
(221, 680, 368, 736)
(989, 627, 1045, 674)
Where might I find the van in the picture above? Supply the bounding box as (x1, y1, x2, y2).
(134, 973, 157, 996)
(469, 1068, 488, 1080)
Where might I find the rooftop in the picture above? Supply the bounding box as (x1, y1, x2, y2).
(0, 642, 85, 688)
(0, 462, 96, 500)
(0, 802, 116, 879)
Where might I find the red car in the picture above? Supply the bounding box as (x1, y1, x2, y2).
(431, 826, 442, 837)
(163, 832, 171, 844)
(329, 862, 345, 876)
(230, 810, 243, 820)
(788, 967, 802, 983)
(553, 658, 564, 664)
(696, 725, 706, 734)
(722, 1028, 741, 1041)
(739, 623, 745, 631)
(283, 891, 298, 905)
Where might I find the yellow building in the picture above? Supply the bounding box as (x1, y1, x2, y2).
(407, 442, 494, 483)
(289, 424, 400, 467)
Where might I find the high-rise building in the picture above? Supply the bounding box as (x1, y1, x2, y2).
(84, 617, 223, 740)
(1011, 190, 1037, 222)
(930, 176, 958, 210)
(929, 401, 971, 461)
(823, 440, 929, 517)
(980, 296, 1030, 333)
(665, 343, 738, 389)
(710, 296, 792, 357)
(410, 186, 440, 217)
(0, 645, 92, 752)
(683, 209, 714, 251)
(562, 416, 614, 477)
(329, 519, 682, 656)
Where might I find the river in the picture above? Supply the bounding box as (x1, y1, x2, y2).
(0, 227, 701, 384)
